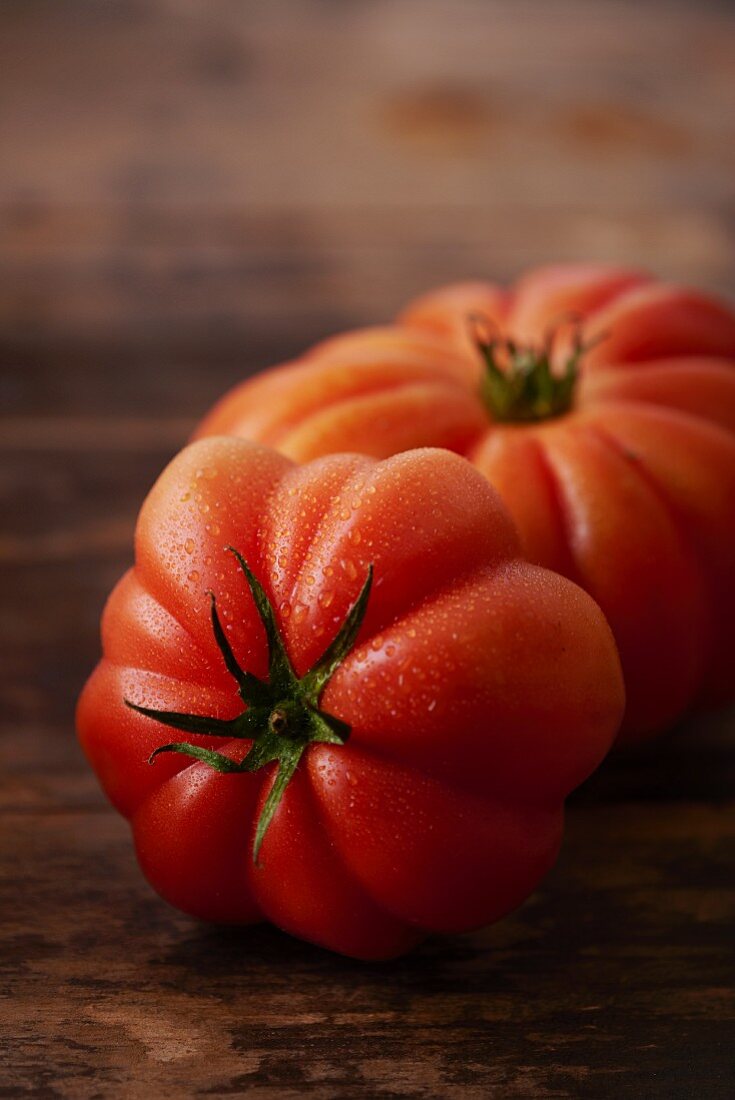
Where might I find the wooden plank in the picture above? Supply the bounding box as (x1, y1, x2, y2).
(1, 0, 734, 364)
(2, 0, 733, 211)
(1, 798, 733, 1097)
(2, 207, 734, 368)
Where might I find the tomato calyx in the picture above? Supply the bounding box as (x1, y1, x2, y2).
(125, 547, 373, 864)
(472, 315, 603, 424)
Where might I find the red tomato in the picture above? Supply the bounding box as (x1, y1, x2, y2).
(77, 439, 623, 959)
(196, 265, 735, 741)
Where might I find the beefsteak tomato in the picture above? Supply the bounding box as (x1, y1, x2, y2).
(196, 265, 735, 741)
(77, 438, 623, 959)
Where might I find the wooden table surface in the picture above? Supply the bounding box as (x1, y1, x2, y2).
(1, 2, 734, 1096)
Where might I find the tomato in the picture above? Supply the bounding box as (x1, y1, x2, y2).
(196, 265, 735, 741)
(77, 438, 623, 959)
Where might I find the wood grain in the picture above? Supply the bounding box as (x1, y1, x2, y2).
(1, 1, 734, 1096)
(2, 0, 735, 370)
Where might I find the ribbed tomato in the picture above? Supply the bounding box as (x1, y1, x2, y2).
(196, 265, 735, 741)
(77, 438, 623, 959)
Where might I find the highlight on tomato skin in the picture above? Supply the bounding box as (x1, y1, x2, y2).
(194, 264, 735, 744)
(76, 437, 625, 961)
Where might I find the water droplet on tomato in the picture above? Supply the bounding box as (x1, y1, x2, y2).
(340, 558, 358, 580)
(293, 602, 308, 624)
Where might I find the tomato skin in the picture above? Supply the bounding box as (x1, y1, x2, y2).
(196, 328, 485, 461)
(77, 439, 623, 959)
(196, 266, 735, 741)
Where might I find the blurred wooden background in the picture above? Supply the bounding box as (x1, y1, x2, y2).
(3, 0, 735, 392)
(1, 2, 734, 1097)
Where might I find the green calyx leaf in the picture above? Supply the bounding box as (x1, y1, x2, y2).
(472, 314, 603, 424)
(125, 549, 373, 864)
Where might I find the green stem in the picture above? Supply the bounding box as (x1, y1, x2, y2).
(125, 551, 373, 865)
(472, 316, 600, 424)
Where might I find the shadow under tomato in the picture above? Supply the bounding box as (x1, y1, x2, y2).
(570, 705, 735, 806)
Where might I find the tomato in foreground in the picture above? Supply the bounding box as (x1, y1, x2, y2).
(196, 265, 735, 741)
(77, 439, 623, 959)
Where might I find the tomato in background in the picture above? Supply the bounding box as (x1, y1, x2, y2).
(196, 265, 735, 741)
